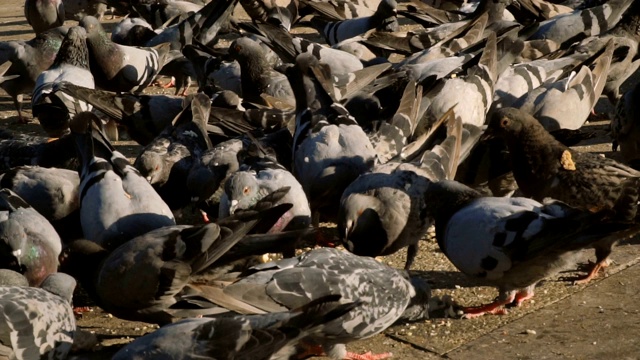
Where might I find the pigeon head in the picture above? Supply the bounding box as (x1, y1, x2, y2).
(79, 16, 105, 38)
(487, 107, 537, 139)
(40, 272, 77, 303)
(338, 193, 389, 257)
(228, 37, 268, 69)
(400, 276, 431, 322)
(224, 171, 264, 215)
(0, 219, 27, 265)
(134, 152, 165, 185)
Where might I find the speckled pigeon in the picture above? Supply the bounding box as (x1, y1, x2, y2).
(204, 247, 431, 360)
(112, 295, 357, 360)
(32, 26, 94, 138)
(422, 179, 640, 318)
(60, 188, 293, 325)
(70, 111, 175, 250)
(0, 272, 76, 360)
(486, 107, 640, 282)
(0, 188, 62, 287)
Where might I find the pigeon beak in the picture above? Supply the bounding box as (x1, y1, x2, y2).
(344, 219, 353, 239)
(12, 249, 21, 265)
(229, 200, 239, 214)
(146, 176, 153, 183)
(480, 129, 496, 142)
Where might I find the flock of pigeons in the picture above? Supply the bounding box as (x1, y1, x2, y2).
(0, 0, 640, 358)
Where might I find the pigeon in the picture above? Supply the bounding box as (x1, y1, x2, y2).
(511, 40, 615, 131)
(339, 109, 483, 269)
(422, 179, 640, 318)
(111, 17, 157, 46)
(527, 0, 635, 47)
(228, 37, 294, 106)
(0, 131, 77, 171)
(491, 53, 589, 111)
(32, 26, 95, 138)
(288, 53, 378, 223)
(0, 269, 28, 287)
(0, 273, 76, 360)
(611, 80, 640, 167)
(70, 111, 176, 250)
(570, 0, 640, 104)
(240, 0, 299, 31)
(0, 189, 62, 287)
(62, 0, 109, 20)
(144, 0, 238, 50)
(80, 15, 173, 94)
(311, 0, 398, 46)
(219, 155, 312, 237)
(60, 188, 293, 325)
(24, 0, 65, 34)
(0, 28, 66, 122)
(134, 93, 213, 209)
(487, 107, 640, 282)
(54, 82, 184, 146)
(112, 295, 357, 360)
(204, 247, 431, 360)
(0, 166, 81, 241)
(187, 138, 244, 220)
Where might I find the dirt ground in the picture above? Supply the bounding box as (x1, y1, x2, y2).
(0, 0, 637, 359)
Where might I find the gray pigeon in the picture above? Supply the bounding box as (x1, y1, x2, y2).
(228, 37, 294, 106)
(611, 80, 640, 167)
(0, 131, 77, 171)
(0, 188, 62, 287)
(205, 247, 431, 359)
(288, 53, 377, 223)
(70, 111, 175, 250)
(54, 81, 184, 146)
(32, 26, 95, 138)
(0, 272, 76, 360)
(311, 0, 398, 46)
(0, 27, 66, 123)
(80, 15, 174, 94)
(112, 295, 357, 360)
(144, 0, 238, 50)
(62, 0, 109, 20)
(0, 166, 81, 241)
(240, 0, 299, 31)
(111, 17, 157, 46)
(60, 188, 293, 325)
(339, 110, 482, 269)
(528, 0, 635, 48)
(422, 179, 639, 318)
(512, 40, 614, 131)
(219, 155, 312, 236)
(24, 0, 65, 34)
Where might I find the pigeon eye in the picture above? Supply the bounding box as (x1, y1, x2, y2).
(500, 117, 510, 128)
(243, 186, 250, 195)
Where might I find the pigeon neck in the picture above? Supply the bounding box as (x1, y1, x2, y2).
(504, 121, 565, 195)
(53, 37, 90, 70)
(238, 53, 270, 97)
(428, 185, 481, 251)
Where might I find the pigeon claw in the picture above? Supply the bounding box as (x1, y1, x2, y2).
(573, 259, 610, 285)
(461, 298, 512, 318)
(345, 351, 393, 360)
